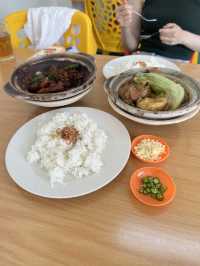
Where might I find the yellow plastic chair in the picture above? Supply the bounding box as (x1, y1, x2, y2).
(4, 10, 97, 55)
(85, 0, 123, 53)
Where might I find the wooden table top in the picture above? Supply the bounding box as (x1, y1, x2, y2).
(1, 49, 200, 266)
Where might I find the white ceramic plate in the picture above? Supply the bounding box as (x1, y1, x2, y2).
(5, 107, 131, 198)
(108, 97, 200, 126)
(103, 54, 180, 79)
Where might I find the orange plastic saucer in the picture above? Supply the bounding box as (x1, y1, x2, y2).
(132, 134, 170, 163)
(130, 167, 176, 207)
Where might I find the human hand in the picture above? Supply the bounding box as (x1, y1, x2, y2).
(116, 2, 135, 27)
(159, 23, 186, 46)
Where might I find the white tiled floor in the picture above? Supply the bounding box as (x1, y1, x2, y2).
(0, 0, 72, 20)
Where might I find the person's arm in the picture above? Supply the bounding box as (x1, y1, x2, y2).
(159, 23, 200, 52)
(116, 0, 144, 52)
(180, 31, 200, 52)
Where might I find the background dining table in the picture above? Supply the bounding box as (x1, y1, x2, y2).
(0, 48, 200, 266)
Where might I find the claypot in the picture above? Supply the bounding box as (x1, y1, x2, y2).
(4, 53, 96, 102)
(104, 68, 200, 120)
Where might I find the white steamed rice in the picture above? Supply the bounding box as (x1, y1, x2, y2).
(27, 112, 107, 187)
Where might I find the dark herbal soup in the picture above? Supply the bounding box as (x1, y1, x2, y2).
(19, 61, 90, 94)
